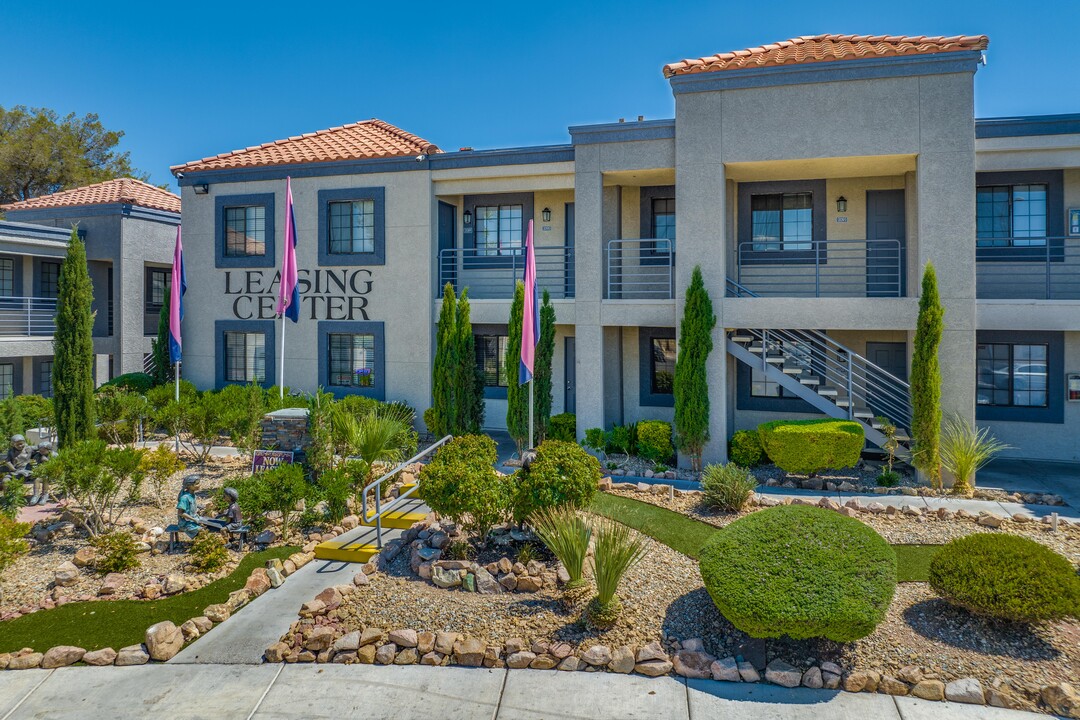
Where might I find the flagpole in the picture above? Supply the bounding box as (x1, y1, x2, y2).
(279, 313, 286, 399)
(528, 380, 534, 451)
(174, 361, 180, 453)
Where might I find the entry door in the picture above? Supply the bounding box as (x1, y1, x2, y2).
(865, 341, 907, 420)
(564, 337, 576, 414)
(866, 190, 905, 297)
(437, 201, 456, 293)
(564, 202, 575, 298)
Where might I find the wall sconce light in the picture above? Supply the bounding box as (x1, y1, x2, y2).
(542, 207, 552, 222)
(193, 183, 209, 195)
(463, 209, 472, 225)
(836, 196, 847, 213)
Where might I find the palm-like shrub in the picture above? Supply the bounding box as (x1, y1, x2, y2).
(701, 463, 756, 512)
(939, 413, 1010, 497)
(587, 518, 648, 627)
(530, 505, 592, 589)
(333, 403, 417, 475)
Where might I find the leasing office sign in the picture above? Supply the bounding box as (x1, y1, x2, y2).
(224, 268, 373, 320)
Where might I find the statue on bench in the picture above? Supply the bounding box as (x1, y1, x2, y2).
(175, 477, 244, 541)
(0, 434, 55, 506)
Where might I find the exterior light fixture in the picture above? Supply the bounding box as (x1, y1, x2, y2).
(542, 207, 552, 222)
(193, 183, 209, 195)
(463, 209, 472, 225)
(836, 196, 847, 213)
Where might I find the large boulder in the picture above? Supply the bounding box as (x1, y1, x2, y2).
(82, 648, 117, 666)
(54, 561, 80, 587)
(765, 660, 802, 688)
(1041, 683, 1080, 719)
(145, 621, 184, 661)
(115, 645, 150, 666)
(41, 646, 85, 668)
(945, 678, 985, 705)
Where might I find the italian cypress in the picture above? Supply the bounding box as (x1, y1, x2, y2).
(505, 281, 528, 454)
(149, 292, 172, 385)
(532, 289, 556, 441)
(454, 288, 485, 433)
(430, 283, 457, 437)
(911, 263, 944, 488)
(53, 227, 96, 448)
(673, 266, 716, 472)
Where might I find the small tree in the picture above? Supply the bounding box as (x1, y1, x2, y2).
(430, 284, 458, 436)
(673, 266, 716, 472)
(911, 263, 944, 488)
(505, 281, 528, 454)
(149, 292, 172, 386)
(53, 227, 96, 448)
(37, 440, 146, 536)
(140, 444, 186, 509)
(533, 289, 556, 442)
(0, 397, 26, 440)
(454, 288, 485, 433)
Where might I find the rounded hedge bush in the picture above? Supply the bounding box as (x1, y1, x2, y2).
(757, 419, 864, 475)
(728, 429, 764, 467)
(636, 420, 674, 463)
(513, 439, 600, 523)
(548, 413, 577, 443)
(699, 505, 896, 642)
(928, 534, 1080, 622)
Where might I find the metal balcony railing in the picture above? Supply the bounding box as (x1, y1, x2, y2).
(976, 237, 1080, 300)
(735, 238, 903, 298)
(438, 246, 574, 300)
(605, 239, 674, 300)
(0, 297, 57, 337)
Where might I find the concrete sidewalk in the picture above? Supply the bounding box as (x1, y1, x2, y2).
(0, 663, 1044, 720)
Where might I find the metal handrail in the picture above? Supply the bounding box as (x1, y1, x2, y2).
(975, 236, 1080, 300)
(438, 246, 575, 299)
(360, 434, 453, 549)
(0, 296, 58, 337)
(606, 238, 674, 300)
(736, 238, 902, 298)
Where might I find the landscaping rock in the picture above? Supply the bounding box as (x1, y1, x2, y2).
(434, 631, 458, 655)
(417, 631, 435, 655)
(636, 659, 673, 677)
(356, 645, 377, 664)
(473, 566, 502, 594)
(267, 567, 285, 588)
(299, 599, 327, 617)
(265, 642, 290, 663)
(497, 573, 518, 591)
(878, 675, 909, 696)
(431, 566, 462, 589)
(911, 680, 945, 701)
(737, 661, 760, 683)
(801, 666, 823, 689)
(304, 626, 335, 652)
(558, 656, 582, 672)
(977, 512, 1005, 528)
(192, 616, 213, 633)
(145, 621, 184, 661)
(360, 627, 386, 646)
(507, 651, 536, 669)
(843, 670, 870, 692)
(1040, 683, 1080, 718)
(945, 678, 985, 705)
(581, 645, 612, 667)
(711, 656, 741, 682)
(82, 648, 117, 666)
(549, 642, 573, 660)
(673, 651, 713, 679)
(452, 638, 485, 667)
(72, 547, 96, 568)
(765, 660, 802, 688)
(420, 651, 444, 666)
(375, 643, 397, 665)
(516, 575, 543, 592)
(54, 561, 79, 587)
(98, 573, 124, 596)
(332, 631, 361, 653)
(609, 646, 636, 674)
(530, 655, 558, 670)
(41, 646, 85, 668)
(822, 670, 841, 690)
(115, 645, 150, 666)
(394, 648, 419, 665)
(245, 569, 271, 596)
(163, 574, 187, 595)
(204, 603, 231, 623)
(388, 629, 418, 648)
(8, 653, 43, 670)
(635, 641, 667, 664)
(897, 665, 923, 684)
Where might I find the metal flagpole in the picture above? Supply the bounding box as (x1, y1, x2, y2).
(279, 314, 286, 400)
(528, 380, 534, 450)
(174, 361, 180, 453)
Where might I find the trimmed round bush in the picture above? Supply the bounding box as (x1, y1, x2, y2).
(928, 534, 1080, 622)
(699, 505, 896, 641)
(101, 372, 154, 394)
(728, 429, 764, 467)
(513, 439, 600, 523)
(636, 420, 674, 463)
(419, 434, 510, 537)
(757, 419, 864, 475)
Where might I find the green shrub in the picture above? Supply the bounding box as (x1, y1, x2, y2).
(140, 444, 186, 509)
(757, 419, 864, 475)
(636, 421, 673, 463)
(876, 470, 900, 487)
(13, 394, 53, 430)
(316, 462, 362, 524)
(94, 385, 147, 447)
(188, 531, 230, 573)
(92, 531, 140, 574)
(101, 372, 154, 394)
(431, 433, 497, 467)
(548, 413, 577, 443)
(928, 534, 1080, 622)
(588, 518, 648, 627)
(0, 516, 30, 573)
(699, 505, 896, 642)
(531, 505, 591, 589)
(729, 430, 765, 467)
(605, 423, 634, 455)
(1, 481, 27, 520)
(701, 463, 756, 512)
(513, 440, 600, 523)
(419, 434, 511, 537)
(232, 463, 312, 540)
(445, 539, 474, 561)
(583, 428, 606, 454)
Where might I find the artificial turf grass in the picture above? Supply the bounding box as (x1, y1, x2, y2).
(588, 492, 939, 583)
(0, 545, 298, 654)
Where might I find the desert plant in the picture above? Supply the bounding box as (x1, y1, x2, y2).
(530, 505, 591, 589)
(188, 531, 230, 573)
(37, 441, 146, 536)
(13, 395, 53, 433)
(1, 480, 27, 520)
(53, 228, 97, 448)
(139, 444, 186, 508)
(582, 428, 606, 455)
(874, 415, 899, 474)
(94, 385, 148, 447)
(548, 413, 576, 443)
(939, 413, 1010, 496)
(0, 397, 26, 440)
(605, 423, 633, 455)
(305, 390, 336, 480)
(673, 265, 716, 472)
(232, 462, 311, 540)
(219, 381, 266, 457)
(587, 518, 648, 627)
(183, 391, 230, 463)
(0, 515, 30, 574)
(636, 420, 673, 463)
(445, 539, 474, 561)
(701, 463, 756, 512)
(92, 530, 140, 574)
(333, 403, 417, 480)
(515, 542, 540, 565)
(728, 429, 765, 467)
(513, 439, 600, 523)
(652, 463, 668, 474)
(699, 505, 896, 642)
(911, 263, 944, 488)
(929, 534, 1080, 622)
(757, 419, 864, 476)
(316, 461, 363, 524)
(876, 470, 901, 488)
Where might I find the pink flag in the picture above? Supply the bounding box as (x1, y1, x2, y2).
(519, 220, 539, 384)
(276, 176, 299, 321)
(168, 226, 186, 364)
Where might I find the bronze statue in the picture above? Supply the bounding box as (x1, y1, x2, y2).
(0, 434, 52, 505)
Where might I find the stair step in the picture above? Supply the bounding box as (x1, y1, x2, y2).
(765, 355, 785, 365)
(817, 386, 839, 397)
(799, 376, 821, 386)
(314, 540, 378, 563)
(781, 366, 804, 375)
(748, 344, 765, 353)
(359, 508, 427, 530)
(730, 335, 753, 343)
(853, 409, 874, 419)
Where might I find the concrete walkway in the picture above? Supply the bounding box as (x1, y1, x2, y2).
(0, 663, 1045, 720)
(979, 457, 1080, 512)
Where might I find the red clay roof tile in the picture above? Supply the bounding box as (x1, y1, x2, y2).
(1, 178, 181, 214)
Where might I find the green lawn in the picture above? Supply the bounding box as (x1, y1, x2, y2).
(0, 546, 298, 653)
(588, 492, 938, 583)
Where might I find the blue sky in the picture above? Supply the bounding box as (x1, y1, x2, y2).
(4, 0, 1078, 190)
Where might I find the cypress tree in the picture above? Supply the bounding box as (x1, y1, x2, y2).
(911, 263, 944, 489)
(454, 288, 484, 433)
(673, 266, 716, 472)
(149, 292, 172, 385)
(533, 289, 556, 441)
(430, 283, 457, 436)
(505, 281, 528, 454)
(53, 227, 96, 448)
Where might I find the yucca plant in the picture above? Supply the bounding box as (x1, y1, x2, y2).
(939, 412, 1010, 497)
(588, 518, 649, 628)
(530, 505, 592, 590)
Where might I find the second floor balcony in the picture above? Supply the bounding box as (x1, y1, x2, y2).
(438, 246, 575, 300)
(976, 237, 1080, 300)
(0, 297, 57, 338)
(732, 238, 904, 298)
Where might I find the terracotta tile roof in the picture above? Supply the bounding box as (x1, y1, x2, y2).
(171, 119, 441, 174)
(663, 34, 989, 77)
(1, 178, 181, 214)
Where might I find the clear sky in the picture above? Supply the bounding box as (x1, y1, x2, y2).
(4, 0, 1078, 191)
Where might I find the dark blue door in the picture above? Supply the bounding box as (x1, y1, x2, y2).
(866, 190, 905, 297)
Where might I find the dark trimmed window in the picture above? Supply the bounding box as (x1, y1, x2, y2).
(750, 341, 812, 398)
(328, 333, 376, 388)
(40, 262, 60, 298)
(224, 206, 267, 257)
(0, 363, 13, 400)
(39, 360, 53, 397)
(224, 331, 266, 383)
(976, 184, 1047, 247)
(328, 200, 375, 255)
(475, 204, 523, 256)
(0, 259, 13, 297)
(146, 268, 170, 312)
(651, 198, 676, 241)
(977, 342, 1048, 408)
(476, 335, 508, 387)
(650, 338, 676, 395)
(751, 193, 813, 252)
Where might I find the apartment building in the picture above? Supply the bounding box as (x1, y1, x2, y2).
(171, 34, 1080, 464)
(0, 178, 182, 394)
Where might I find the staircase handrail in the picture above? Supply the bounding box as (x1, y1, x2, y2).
(360, 434, 453, 548)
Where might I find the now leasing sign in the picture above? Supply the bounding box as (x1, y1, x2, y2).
(225, 268, 373, 321)
(251, 449, 295, 473)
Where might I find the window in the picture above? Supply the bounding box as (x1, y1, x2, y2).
(223, 331, 266, 383)
(977, 342, 1048, 408)
(39, 360, 53, 397)
(146, 268, 170, 311)
(750, 341, 812, 398)
(977, 184, 1047, 247)
(0, 259, 13, 297)
(224, 206, 267, 257)
(475, 335, 508, 387)
(328, 333, 375, 388)
(40, 262, 61, 298)
(649, 337, 676, 395)
(651, 197, 676, 243)
(0, 363, 13, 400)
(751, 193, 813, 252)
(475, 204, 523, 256)
(328, 200, 375, 255)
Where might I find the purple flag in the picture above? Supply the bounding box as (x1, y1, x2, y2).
(519, 219, 539, 384)
(168, 226, 186, 364)
(276, 176, 299, 322)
